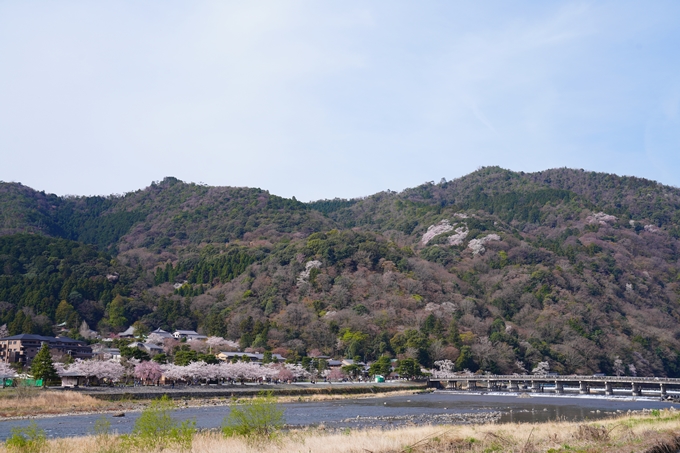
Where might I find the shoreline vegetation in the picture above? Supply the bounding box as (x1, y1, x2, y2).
(2, 408, 680, 452)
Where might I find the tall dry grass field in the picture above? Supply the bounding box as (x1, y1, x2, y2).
(0, 389, 105, 417)
(3, 409, 679, 453)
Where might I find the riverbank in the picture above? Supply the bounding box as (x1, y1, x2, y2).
(4, 408, 679, 452)
(0, 382, 427, 419)
(76, 380, 427, 401)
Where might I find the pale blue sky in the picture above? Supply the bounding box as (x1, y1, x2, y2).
(1, 1, 679, 201)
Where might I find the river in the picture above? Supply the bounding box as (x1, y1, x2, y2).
(0, 391, 676, 440)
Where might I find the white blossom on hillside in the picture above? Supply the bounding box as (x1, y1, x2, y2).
(514, 360, 528, 374)
(421, 220, 454, 245)
(586, 212, 617, 225)
(644, 224, 659, 232)
(613, 357, 624, 376)
(532, 361, 550, 375)
(297, 260, 322, 285)
(468, 234, 501, 255)
(431, 360, 456, 379)
(447, 226, 469, 246)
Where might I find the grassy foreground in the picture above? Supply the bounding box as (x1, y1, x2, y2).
(4, 409, 680, 453)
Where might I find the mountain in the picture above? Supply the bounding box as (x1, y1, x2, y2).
(1, 167, 680, 377)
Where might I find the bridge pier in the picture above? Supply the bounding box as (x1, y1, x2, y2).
(429, 375, 679, 399)
(632, 382, 641, 397)
(555, 381, 564, 394)
(605, 382, 613, 396)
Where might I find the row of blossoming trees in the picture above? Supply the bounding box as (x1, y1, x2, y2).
(55, 359, 313, 386)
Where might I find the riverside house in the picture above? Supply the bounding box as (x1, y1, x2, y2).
(0, 334, 92, 365)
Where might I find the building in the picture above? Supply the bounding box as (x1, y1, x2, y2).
(0, 334, 92, 366)
(92, 347, 121, 362)
(173, 330, 207, 341)
(118, 326, 136, 338)
(149, 328, 174, 340)
(60, 371, 88, 387)
(129, 341, 164, 355)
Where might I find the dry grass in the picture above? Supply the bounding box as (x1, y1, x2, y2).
(2, 408, 679, 453)
(0, 388, 424, 419)
(0, 389, 106, 417)
(205, 390, 422, 406)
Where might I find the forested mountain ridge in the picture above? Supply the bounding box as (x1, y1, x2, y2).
(2, 167, 680, 377)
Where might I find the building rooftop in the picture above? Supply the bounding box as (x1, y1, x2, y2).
(0, 334, 85, 345)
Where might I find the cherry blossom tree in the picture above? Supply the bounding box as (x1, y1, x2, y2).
(160, 363, 186, 382)
(613, 357, 624, 376)
(327, 368, 346, 382)
(205, 336, 233, 354)
(0, 362, 16, 376)
(95, 361, 125, 382)
(432, 360, 456, 379)
(61, 359, 125, 384)
(277, 367, 294, 382)
(532, 361, 550, 376)
(134, 361, 162, 384)
(146, 333, 166, 345)
(283, 363, 310, 380)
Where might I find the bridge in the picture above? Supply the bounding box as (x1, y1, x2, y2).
(427, 375, 680, 399)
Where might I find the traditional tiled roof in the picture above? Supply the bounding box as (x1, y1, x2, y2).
(0, 334, 84, 345)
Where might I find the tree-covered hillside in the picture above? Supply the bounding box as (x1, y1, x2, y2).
(2, 167, 680, 377)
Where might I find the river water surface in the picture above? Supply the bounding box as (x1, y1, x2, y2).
(0, 391, 676, 440)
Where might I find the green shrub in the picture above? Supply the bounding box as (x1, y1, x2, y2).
(222, 391, 284, 441)
(93, 417, 123, 453)
(121, 395, 195, 452)
(5, 422, 47, 453)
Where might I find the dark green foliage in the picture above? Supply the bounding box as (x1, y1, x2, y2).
(369, 356, 393, 376)
(306, 198, 357, 215)
(0, 234, 125, 331)
(154, 247, 259, 286)
(395, 358, 422, 379)
(455, 346, 477, 372)
(30, 343, 58, 386)
(460, 188, 588, 224)
(119, 345, 150, 362)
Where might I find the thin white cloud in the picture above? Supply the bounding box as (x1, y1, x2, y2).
(0, 1, 679, 200)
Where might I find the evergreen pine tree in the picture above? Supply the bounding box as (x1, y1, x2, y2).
(31, 343, 58, 386)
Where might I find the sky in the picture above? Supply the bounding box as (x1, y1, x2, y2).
(1, 1, 679, 201)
